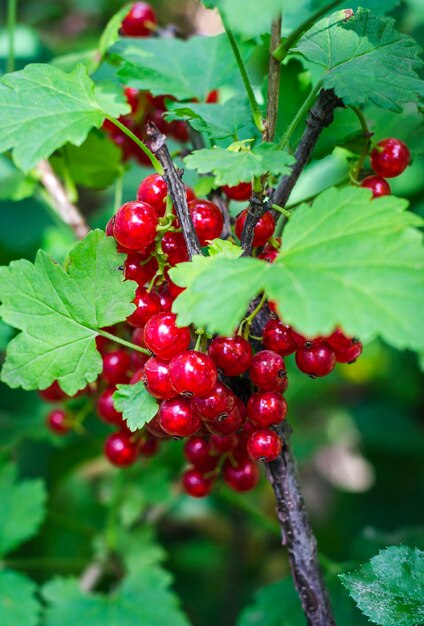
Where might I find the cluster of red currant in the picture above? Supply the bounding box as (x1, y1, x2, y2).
(360, 137, 411, 197)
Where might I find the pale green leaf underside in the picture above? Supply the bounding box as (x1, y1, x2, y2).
(0, 64, 129, 172)
(166, 99, 253, 140)
(0, 230, 136, 395)
(0, 571, 40, 626)
(296, 9, 424, 111)
(340, 545, 424, 626)
(113, 382, 159, 432)
(184, 144, 294, 186)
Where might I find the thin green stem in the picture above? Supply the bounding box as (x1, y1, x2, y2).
(240, 292, 267, 339)
(272, 0, 343, 62)
(272, 204, 292, 219)
(104, 115, 164, 174)
(350, 105, 372, 181)
(217, 487, 281, 536)
(113, 175, 123, 213)
(7, 0, 17, 73)
(98, 330, 150, 355)
(220, 12, 265, 133)
(277, 81, 322, 151)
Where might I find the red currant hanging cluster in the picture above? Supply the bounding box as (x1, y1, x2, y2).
(360, 137, 411, 198)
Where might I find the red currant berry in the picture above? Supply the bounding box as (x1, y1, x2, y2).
(184, 437, 218, 472)
(249, 350, 287, 391)
(235, 210, 275, 247)
(222, 182, 252, 202)
(161, 231, 189, 266)
(206, 400, 245, 436)
(104, 432, 138, 467)
(370, 138, 411, 178)
(210, 433, 238, 453)
(144, 312, 191, 360)
(97, 386, 123, 425)
(247, 428, 282, 462)
(127, 287, 161, 327)
(206, 89, 219, 103)
(136, 173, 168, 217)
(113, 201, 158, 252)
(159, 397, 201, 437)
(360, 175, 391, 198)
(46, 409, 71, 434)
(247, 391, 287, 427)
(124, 253, 158, 286)
(326, 328, 354, 351)
(259, 249, 279, 263)
(188, 199, 224, 246)
(169, 350, 217, 397)
(192, 382, 235, 421)
(143, 356, 176, 400)
(291, 330, 324, 348)
(124, 87, 140, 114)
(334, 341, 363, 364)
(223, 458, 259, 492)
(295, 343, 336, 378)
(182, 468, 213, 497)
(145, 414, 169, 439)
(105, 216, 115, 237)
(121, 2, 157, 37)
(169, 120, 190, 143)
(166, 277, 185, 299)
(263, 319, 297, 356)
(139, 435, 159, 457)
(157, 285, 174, 311)
(208, 335, 252, 376)
(39, 381, 67, 402)
(102, 350, 131, 385)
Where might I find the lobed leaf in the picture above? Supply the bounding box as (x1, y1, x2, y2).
(0, 571, 40, 626)
(113, 382, 159, 432)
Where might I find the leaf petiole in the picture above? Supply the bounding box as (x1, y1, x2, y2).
(104, 115, 164, 174)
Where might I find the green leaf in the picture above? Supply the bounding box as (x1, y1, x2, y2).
(113, 382, 158, 432)
(166, 99, 254, 140)
(207, 239, 243, 258)
(111, 34, 250, 101)
(0, 570, 40, 626)
(296, 9, 424, 111)
(0, 463, 46, 556)
(50, 132, 124, 189)
(184, 144, 294, 187)
(366, 104, 424, 157)
(0, 157, 37, 201)
(43, 568, 191, 626)
(340, 545, 424, 625)
(0, 64, 129, 172)
(0, 230, 136, 396)
(99, 5, 131, 57)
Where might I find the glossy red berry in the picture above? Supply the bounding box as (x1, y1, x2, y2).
(105, 216, 115, 237)
(222, 182, 252, 202)
(334, 341, 363, 364)
(370, 138, 411, 178)
(113, 201, 158, 252)
(124, 253, 158, 286)
(182, 468, 213, 497)
(136, 174, 168, 217)
(139, 436, 159, 457)
(295, 343, 336, 378)
(249, 350, 287, 391)
(166, 277, 185, 299)
(223, 458, 259, 492)
(263, 319, 297, 356)
(46, 409, 71, 434)
(247, 428, 282, 462)
(247, 391, 287, 427)
(104, 432, 138, 467)
(327, 328, 355, 351)
(184, 437, 218, 472)
(235, 210, 275, 247)
(210, 433, 238, 453)
(157, 285, 174, 311)
(360, 176, 391, 198)
(169, 350, 217, 397)
(188, 199, 224, 246)
(206, 90, 219, 103)
(161, 231, 189, 266)
(144, 312, 191, 360)
(206, 400, 245, 436)
(291, 330, 324, 348)
(143, 356, 176, 400)
(127, 287, 161, 327)
(159, 397, 201, 437)
(192, 382, 235, 421)
(208, 335, 252, 376)
(39, 381, 68, 402)
(121, 2, 157, 37)
(97, 386, 123, 425)
(145, 414, 169, 439)
(124, 87, 140, 113)
(102, 350, 131, 385)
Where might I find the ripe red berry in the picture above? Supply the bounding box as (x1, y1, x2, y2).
(169, 350, 217, 397)
(295, 343, 336, 378)
(102, 350, 131, 385)
(159, 397, 201, 437)
(143, 356, 176, 400)
(360, 176, 391, 198)
(326, 328, 355, 351)
(334, 341, 363, 364)
(39, 380, 68, 402)
(188, 199, 224, 246)
(192, 382, 235, 421)
(223, 458, 259, 492)
(136, 173, 168, 217)
(124, 87, 140, 114)
(247, 391, 287, 428)
(206, 399, 246, 436)
(166, 277, 185, 299)
(259, 249, 279, 263)
(139, 435, 159, 457)
(121, 2, 157, 37)
(161, 231, 189, 266)
(46, 409, 71, 434)
(145, 414, 169, 439)
(208, 335, 252, 376)
(206, 90, 219, 103)
(104, 432, 138, 467)
(157, 285, 174, 311)
(247, 428, 282, 462)
(182, 468, 213, 497)
(97, 386, 123, 425)
(113, 201, 158, 252)
(249, 350, 287, 391)
(144, 312, 191, 360)
(263, 319, 297, 356)
(235, 209, 275, 247)
(222, 182, 252, 202)
(127, 286, 161, 327)
(169, 120, 190, 143)
(370, 138, 411, 178)
(124, 253, 158, 286)
(210, 433, 238, 453)
(105, 216, 115, 237)
(291, 330, 324, 348)
(184, 437, 218, 472)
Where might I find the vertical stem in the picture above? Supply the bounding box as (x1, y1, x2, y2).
(265, 15, 282, 143)
(7, 0, 17, 73)
(277, 81, 322, 151)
